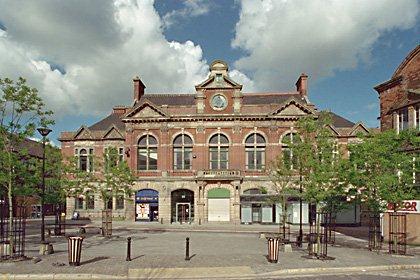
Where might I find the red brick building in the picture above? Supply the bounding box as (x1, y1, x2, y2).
(60, 60, 369, 224)
(374, 45, 420, 244)
(375, 44, 420, 132)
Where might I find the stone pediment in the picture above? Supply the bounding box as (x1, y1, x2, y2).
(271, 99, 313, 116)
(125, 100, 167, 119)
(74, 126, 93, 140)
(350, 123, 370, 136)
(195, 75, 242, 90)
(103, 126, 124, 140)
(325, 124, 340, 136)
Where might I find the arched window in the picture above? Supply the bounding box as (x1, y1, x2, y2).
(75, 148, 94, 172)
(173, 134, 193, 170)
(281, 132, 300, 170)
(209, 133, 229, 170)
(137, 135, 158, 170)
(245, 133, 266, 170)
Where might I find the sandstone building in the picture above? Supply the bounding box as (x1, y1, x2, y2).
(60, 60, 369, 224)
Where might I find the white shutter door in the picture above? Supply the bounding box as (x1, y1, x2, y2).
(208, 199, 230, 221)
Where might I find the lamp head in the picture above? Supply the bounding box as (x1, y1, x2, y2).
(37, 127, 52, 137)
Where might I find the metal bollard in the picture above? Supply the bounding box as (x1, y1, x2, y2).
(185, 237, 190, 261)
(126, 237, 131, 261)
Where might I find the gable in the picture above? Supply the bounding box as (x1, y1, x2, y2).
(350, 123, 370, 136)
(103, 127, 124, 139)
(272, 100, 312, 116)
(132, 105, 164, 118)
(325, 124, 340, 136)
(74, 126, 92, 140)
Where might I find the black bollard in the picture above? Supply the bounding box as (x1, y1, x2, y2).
(185, 237, 190, 261)
(126, 237, 131, 261)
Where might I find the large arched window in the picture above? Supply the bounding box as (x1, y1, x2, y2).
(245, 133, 266, 170)
(281, 132, 300, 170)
(137, 135, 158, 170)
(173, 134, 193, 170)
(75, 148, 94, 172)
(209, 133, 229, 170)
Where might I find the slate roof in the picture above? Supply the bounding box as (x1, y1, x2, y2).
(89, 113, 125, 131)
(328, 112, 355, 128)
(138, 94, 196, 106)
(242, 92, 305, 105)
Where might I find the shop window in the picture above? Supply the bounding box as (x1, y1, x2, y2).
(75, 197, 84, 210)
(85, 192, 95, 210)
(137, 135, 158, 170)
(116, 194, 124, 209)
(245, 133, 266, 170)
(209, 133, 229, 170)
(281, 132, 300, 170)
(173, 134, 193, 170)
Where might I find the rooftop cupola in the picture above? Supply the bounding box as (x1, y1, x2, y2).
(209, 60, 229, 77)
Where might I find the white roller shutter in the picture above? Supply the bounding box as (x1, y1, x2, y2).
(208, 199, 230, 221)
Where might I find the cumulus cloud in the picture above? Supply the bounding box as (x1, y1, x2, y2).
(232, 0, 419, 91)
(0, 0, 210, 117)
(162, 0, 213, 28)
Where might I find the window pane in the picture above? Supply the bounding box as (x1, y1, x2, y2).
(245, 134, 254, 144)
(116, 195, 124, 209)
(256, 150, 264, 169)
(220, 150, 228, 161)
(219, 134, 229, 144)
(148, 135, 157, 145)
(184, 149, 192, 169)
(219, 161, 227, 169)
(149, 148, 158, 170)
(210, 149, 218, 160)
(174, 148, 183, 169)
(283, 149, 291, 169)
(210, 161, 218, 169)
(255, 134, 265, 144)
(184, 135, 193, 145)
(138, 136, 147, 146)
(138, 149, 148, 170)
(247, 150, 255, 169)
(80, 155, 87, 171)
(173, 135, 183, 145)
(209, 135, 218, 144)
(282, 133, 292, 145)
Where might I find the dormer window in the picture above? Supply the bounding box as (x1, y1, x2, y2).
(215, 74, 222, 83)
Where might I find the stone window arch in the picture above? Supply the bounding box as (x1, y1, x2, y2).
(137, 135, 158, 170)
(245, 133, 266, 170)
(173, 134, 193, 170)
(209, 133, 229, 170)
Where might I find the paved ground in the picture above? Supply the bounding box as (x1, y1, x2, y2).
(1, 219, 419, 279)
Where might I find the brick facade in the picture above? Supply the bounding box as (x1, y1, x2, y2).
(60, 60, 368, 224)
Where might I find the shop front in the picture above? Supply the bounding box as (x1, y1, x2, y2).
(135, 189, 159, 222)
(240, 189, 276, 224)
(207, 188, 230, 222)
(171, 189, 194, 223)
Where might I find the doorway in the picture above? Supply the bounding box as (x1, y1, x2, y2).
(171, 189, 194, 223)
(176, 203, 191, 223)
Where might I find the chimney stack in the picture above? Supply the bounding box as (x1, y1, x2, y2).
(133, 76, 145, 102)
(295, 73, 308, 96)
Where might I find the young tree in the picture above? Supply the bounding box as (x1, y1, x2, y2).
(0, 77, 53, 253)
(346, 129, 419, 216)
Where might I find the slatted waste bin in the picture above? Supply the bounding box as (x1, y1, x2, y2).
(267, 238, 280, 263)
(68, 236, 84, 266)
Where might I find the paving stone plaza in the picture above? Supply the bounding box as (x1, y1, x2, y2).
(1, 220, 419, 279)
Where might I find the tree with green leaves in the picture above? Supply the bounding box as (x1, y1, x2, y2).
(0, 77, 53, 254)
(346, 128, 419, 215)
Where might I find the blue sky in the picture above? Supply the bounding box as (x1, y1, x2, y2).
(0, 0, 419, 145)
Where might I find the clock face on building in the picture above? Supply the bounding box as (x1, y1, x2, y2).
(211, 94, 227, 110)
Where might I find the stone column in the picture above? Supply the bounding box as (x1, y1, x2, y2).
(232, 180, 241, 223)
(125, 194, 135, 221)
(408, 106, 415, 129)
(66, 197, 75, 218)
(197, 181, 206, 224)
(393, 112, 399, 133)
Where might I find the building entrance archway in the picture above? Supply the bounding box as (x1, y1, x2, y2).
(171, 189, 194, 223)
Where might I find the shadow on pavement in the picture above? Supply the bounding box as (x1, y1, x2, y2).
(80, 256, 109, 265)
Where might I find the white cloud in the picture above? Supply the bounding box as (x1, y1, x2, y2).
(232, 0, 419, 91)
(162, 0, 213, 28)
(0, 0, 210, 117)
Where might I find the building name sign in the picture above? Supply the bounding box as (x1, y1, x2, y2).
(386, 200, 419, 213)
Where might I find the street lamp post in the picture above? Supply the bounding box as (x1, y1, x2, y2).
(37, 127, 52, 247)
(298, 170, 303, 247)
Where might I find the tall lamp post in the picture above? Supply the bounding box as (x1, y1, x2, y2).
(37, 127, 52, 247)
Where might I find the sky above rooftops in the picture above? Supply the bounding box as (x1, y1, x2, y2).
(0, 0, 419, 145)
